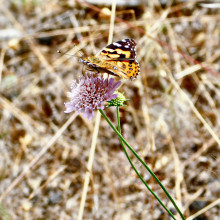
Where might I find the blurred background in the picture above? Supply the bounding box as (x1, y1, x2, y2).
(0, 0, 220, 219)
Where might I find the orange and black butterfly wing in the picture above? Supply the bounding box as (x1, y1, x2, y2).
(79, 39, 140, 79)
(97, 39, 140, 79)
(97, 39, 137, 60)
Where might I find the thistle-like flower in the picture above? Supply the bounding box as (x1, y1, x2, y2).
(64, 74, 121, 120)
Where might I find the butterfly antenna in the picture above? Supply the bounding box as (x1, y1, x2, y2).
(57, 50, 81, 61)
(57, 44, 84, 59)
(57, 43, 76, 55)
(57, 50, 72, 56)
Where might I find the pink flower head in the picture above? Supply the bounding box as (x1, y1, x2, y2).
(65, 74, 121, 120)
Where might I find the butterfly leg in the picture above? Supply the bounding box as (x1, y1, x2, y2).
(82, 65, 102, 78)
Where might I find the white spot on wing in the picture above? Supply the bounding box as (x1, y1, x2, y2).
(113, 42, 121, 47)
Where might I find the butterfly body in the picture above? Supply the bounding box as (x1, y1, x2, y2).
(79, 39, 140, 79)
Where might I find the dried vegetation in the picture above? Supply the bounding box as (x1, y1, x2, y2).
(0, 0, 220, 219)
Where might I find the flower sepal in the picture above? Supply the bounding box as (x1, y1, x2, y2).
(106, 92, 129, 107)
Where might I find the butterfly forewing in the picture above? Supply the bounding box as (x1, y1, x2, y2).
(98, 39, 136, 60)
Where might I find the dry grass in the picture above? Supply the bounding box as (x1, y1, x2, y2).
(0, 0, 220, 219)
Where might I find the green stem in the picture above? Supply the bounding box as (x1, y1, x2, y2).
(115, 107, 176, 220)
(99, 109, 185, 220)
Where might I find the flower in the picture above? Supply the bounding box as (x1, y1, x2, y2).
(106, 92, 129, 107)
(64, 74, 121, 120)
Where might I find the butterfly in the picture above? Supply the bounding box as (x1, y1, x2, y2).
(79, 39, 140, 80)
